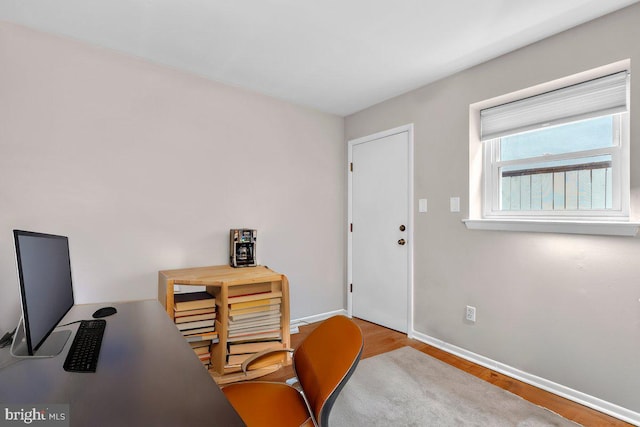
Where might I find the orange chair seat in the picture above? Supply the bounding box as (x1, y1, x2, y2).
(223, 381, 312, 427)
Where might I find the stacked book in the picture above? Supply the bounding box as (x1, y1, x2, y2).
(225, 289, 283, 370)
(227, 340, 285, 369)
(173, 291, 218, 368)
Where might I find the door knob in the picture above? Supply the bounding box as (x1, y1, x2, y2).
(398, 239, 406, 245)
(399, 225, 406, 231)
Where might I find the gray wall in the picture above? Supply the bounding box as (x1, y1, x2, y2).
(0, 22, 346, 332)
(346, 4, 640, 414)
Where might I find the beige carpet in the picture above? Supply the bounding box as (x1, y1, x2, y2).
(329, 346, 581, 426)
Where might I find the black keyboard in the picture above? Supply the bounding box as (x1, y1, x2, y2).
(63, 319, 106, 373)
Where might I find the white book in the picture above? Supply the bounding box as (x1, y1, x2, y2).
(228, 317, 281, 332)
(229, 312, 281, 325)
(228, 324, 281, 337)
(185, 334, 219, 343)
(175, 319, 215, 331)
(227, 331, 282, 343)
(229, 308, 281, 322)
(182, 326, 215, 336)
(175, 312, 216, 324)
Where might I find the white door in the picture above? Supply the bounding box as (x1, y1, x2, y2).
(349, 126, 411, 333)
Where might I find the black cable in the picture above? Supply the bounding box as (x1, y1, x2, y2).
(0, 328, 24, 371)
(0, 328, 16, 348)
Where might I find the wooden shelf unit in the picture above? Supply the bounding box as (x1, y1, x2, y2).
(158, 265, 291, 384)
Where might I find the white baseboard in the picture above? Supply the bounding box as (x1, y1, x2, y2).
(411, 330, 640, 426)
(290, 309, 348, 334)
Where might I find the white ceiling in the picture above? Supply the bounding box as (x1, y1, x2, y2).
(1, 0, 638, 116)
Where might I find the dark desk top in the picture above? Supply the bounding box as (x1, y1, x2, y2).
(0, 300, 245, 427)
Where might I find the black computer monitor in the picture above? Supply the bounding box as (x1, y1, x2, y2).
(13, 230, 75, 356)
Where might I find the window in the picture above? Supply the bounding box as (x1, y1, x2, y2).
(466, 61, 638, 236)
(487, 114, 623, 217)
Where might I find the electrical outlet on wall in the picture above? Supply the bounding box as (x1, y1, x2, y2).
(450, 196, 460, 212)
(465, 305, 476, 322)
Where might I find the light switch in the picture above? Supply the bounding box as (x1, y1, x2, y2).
(450, 197, 460, 212)
(418, 199, 427, 213)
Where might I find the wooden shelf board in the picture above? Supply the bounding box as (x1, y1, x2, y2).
(210, 365, 283, 385)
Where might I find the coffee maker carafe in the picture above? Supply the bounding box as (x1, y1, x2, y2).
(229, 229, 257, 267)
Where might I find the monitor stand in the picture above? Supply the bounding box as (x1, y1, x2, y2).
(10, 316, 72, 358)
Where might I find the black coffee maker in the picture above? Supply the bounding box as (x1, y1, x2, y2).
(229, 229, 257, 267)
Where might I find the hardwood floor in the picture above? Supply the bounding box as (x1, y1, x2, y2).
(260, 317, 632, 427)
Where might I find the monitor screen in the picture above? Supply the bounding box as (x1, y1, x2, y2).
(14, 230, 75, 355)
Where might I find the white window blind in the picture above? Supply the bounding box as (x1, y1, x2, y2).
(480, 71, 629, 141)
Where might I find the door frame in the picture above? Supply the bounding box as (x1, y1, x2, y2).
(347, 124, 414, 337)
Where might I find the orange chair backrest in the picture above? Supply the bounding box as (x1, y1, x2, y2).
(293, 316, 363, 427)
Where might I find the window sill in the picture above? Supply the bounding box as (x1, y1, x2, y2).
(462, 218, 640, 237)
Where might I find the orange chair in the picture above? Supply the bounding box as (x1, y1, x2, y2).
(222, 315, 364, 427)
